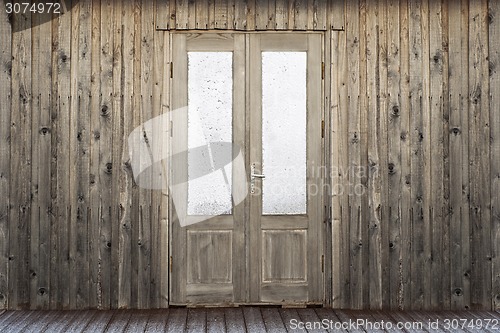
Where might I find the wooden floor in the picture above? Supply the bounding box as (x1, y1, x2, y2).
(0, 307, 499, 332)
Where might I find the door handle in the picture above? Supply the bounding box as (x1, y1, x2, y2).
(250, 164, 265, 180)
(251, 173, 265, 179)
(250, 164, 265, 194)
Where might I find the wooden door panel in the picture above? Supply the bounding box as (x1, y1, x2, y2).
(262, 230, 307, 282)
(187, 230, 233, 284)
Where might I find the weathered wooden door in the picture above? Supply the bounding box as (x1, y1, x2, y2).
(170, 33, 323, 305)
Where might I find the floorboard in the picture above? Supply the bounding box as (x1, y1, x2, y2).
(144, 309, 170, 333)
(243, 307, 266, 333)
(164, 308, 188, 333)
(224, 307, 246, 333)
(260, 307, 287, 332)
(206, 308, 225, 333)
(0, 307, 498, 332)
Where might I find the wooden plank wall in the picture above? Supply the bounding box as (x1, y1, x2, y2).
(0, 0, 498, 311)
(331, 0, 500, 311)
(155, 0, 345, 30)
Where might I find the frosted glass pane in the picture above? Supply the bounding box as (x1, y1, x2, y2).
(188, 52, 233, 215)
(262, 52, 307, 215)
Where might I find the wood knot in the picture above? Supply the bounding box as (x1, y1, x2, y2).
(388, 163, 396, 175)
(418, 132, 424, 142)
(105, 162, 113, 174)
(400, 132, 407, 141)
(351, 132, 359, 144)
(37, 288, 47, 296)
(94, 131, 100, 140)
(389, 242, 395, 249)
(77, 132, 82, 142)
(100, 105, 110, 117)
(39, 127, 50, 135)
(454, 288, 463, 296)
(106, 241, 112, 248)
(489, 60, 496, 77)
(5, 61, 12, 77)
(391, 105, 400, 117)
(450, 127, 461, 135)
(60, 53, 68, 63)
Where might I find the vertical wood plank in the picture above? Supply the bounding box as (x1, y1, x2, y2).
(479, 0, 492, 311)
(399, 0, 412, 310)
(188, 0, 197, 29)
(89, 0, 102, 310)
(330, 0, 345, 30)
(0, 0, 11, 310)
(428, 0, 444, 310)
(196, 0, 209, 29)
(209, 0, 216, 29)
(358, 0, 370, 310)
(30, 13, 42, 310)
(337, 9, 350, 308)
(274, 0, 288, 29)
(56, 1, 72, 310)
(170, 0, 177, 29)
(117, 0, 135, 309)
(131, 0, 143, 308)
(156, 0, 170, 30)
(36, 9, 53, 310)
(267, 0, 276, 30)
(440, 0, 451, 310)
(111, 0, 123, 309)
(234, 0, 247, 29)
(176, 0, 188, 29)
(409, 0, 424, 310)
(420, 0, 432, 310)
(256, 0, 269, 29)
(387, 0, 402, 311)
(159, 32, 170, 308)
(448, 0, 464, 311)
(345, 0, 361, 310)
(150, 26, 166, 310)
(247, 0, 256, 30)
(138, 0, 154, 309)
(99, 0, 114, 310)
(293, 0, 307, 30)
(330, 30, 342, 308)
(76, 0, 92, 309)
(215, 0, 228, 29)
(460, 0, 471, 309)
(69, 0, 80, 310)
(287, 0, 295, 30)
(378, 0, 390, 310)
(366, 0, 382, 309)
(314, 0, 327, 30)
(489, 0, 500, 311)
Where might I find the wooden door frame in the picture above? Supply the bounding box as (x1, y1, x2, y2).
(167, 31, 330, 306)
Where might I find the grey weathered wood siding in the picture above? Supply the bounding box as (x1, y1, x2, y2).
(0, 0, 499, 311)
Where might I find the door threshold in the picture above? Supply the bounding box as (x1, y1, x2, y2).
(175, 302, 324, 308)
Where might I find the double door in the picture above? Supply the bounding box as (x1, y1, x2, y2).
(170, 32, 323, 305)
